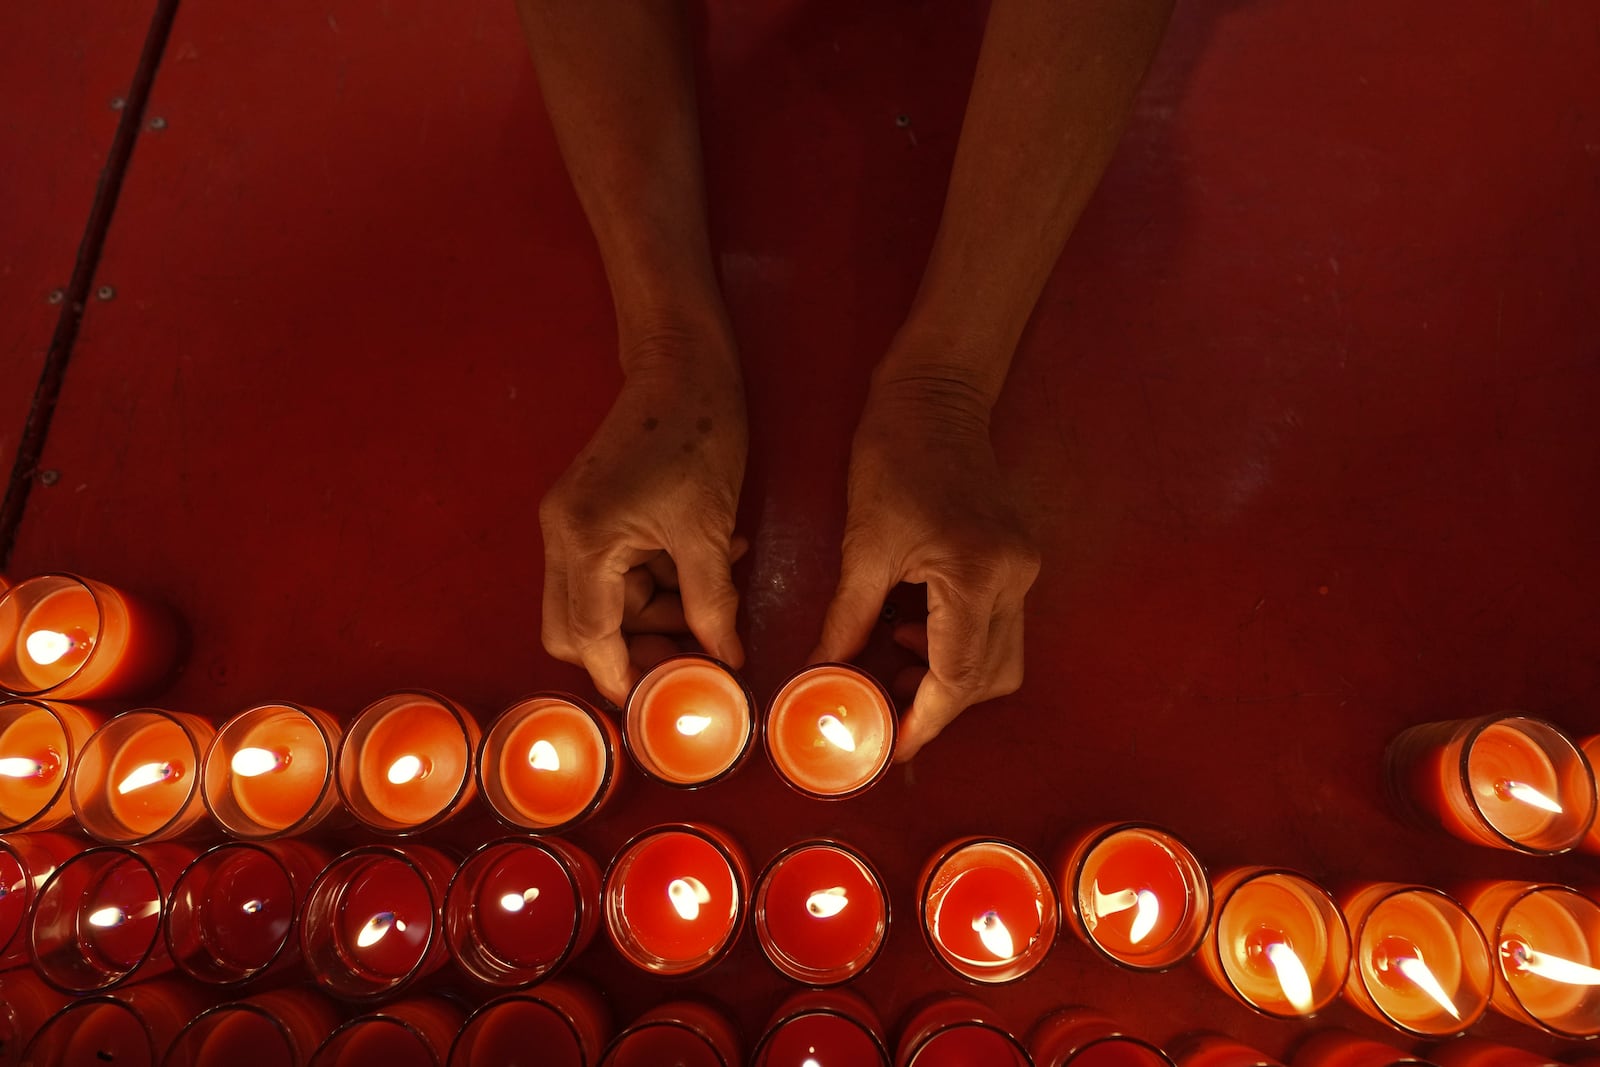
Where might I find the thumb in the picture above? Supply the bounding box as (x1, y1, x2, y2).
(812, 550, 895, 664)
(674, 540, 745, 668)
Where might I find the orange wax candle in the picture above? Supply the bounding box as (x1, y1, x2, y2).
(600, 1002, 743, 1067)
(70, 709, 215, 844)
(1199, 867, 1351, 1018)
(765, 663, 895, 799)
(313, 997, 465, 1067)
(204, 703, 343, 838)
(0, 969, 73, 1058)
(0, 573, 181, 700)
(1427, 1039, 1563, 1067)
(1341, 883, 1492, 1036)
(604, 823, 748, 976)
(453, 982, 612, 1067)
(895, 996, 1031, 1067)
(1029, 1008, 1174, 1067)
(1580, 733, 1600, 856)
(480, 694, 621, 831)
(166, 840, 328, 984)
(1461, 881, 1600, 1037)
(339, 691, 479, 833)
(624, 654, 753, 787)
(172, 990, 342, 1067)
(1385, 715, 1595, 854)
(752, 990, 889, 1067)
(1171, 1035, 1284, 1067)
(1293, 1030, 1433, 1067)
(0, 832, 83, 969)
(918, 836, 1058, 984)
(1061, 822, 1211, 970)
(753, 839, 888, 985)
(0, 700, 99, 831)
(36, 1000, 157, 1067)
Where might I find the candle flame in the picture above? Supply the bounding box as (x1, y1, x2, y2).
(668, 877, 711, 921)
(817, 711, 856, 752)
(116, 761, 178, 795)
(1396, 954, 1461, 1020)
(1498, 780, 1564, 814)
(1127, 890, 1161, 945)
(675, 714, 713, 737)
(386, 754, 429, 785)
(528, 739, 561, 771)
(356, 911, 407, 948)
(230, 747, 289, 778)
(242, 899, 264, 915)
(1266, 942, 1316, 1013)
(1502, 938, 1600, 986)
(806, 886, 850, 918)
(0, 755, 51, 779)
(24, 629, 77, 666)
(973, 910, 1016, 959)
(87, 906, 126, 929)
(803, 1060, 821, 1067)
(499, 888, 541, 914)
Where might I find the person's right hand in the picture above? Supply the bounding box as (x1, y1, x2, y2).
(539, 335, 747, 707)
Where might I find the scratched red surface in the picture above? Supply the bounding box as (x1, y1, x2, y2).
(8, 0, 1600, 1059)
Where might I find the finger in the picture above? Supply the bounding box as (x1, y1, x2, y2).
(646, 551, 680, 592)
(812, 548, 897, 665)
(673, 542, 745, 667)
(540, 542, 576, 661)
(628, 632, 686, 674)
(895, 672, 967, 762)
(894, 577, 1001, 762)
(729, 534, 751, 565)
(891, 620, 930, 661)
(890, 663, 925, 707)
(566, 552, 636, 707)
(622, 587, 688, 635)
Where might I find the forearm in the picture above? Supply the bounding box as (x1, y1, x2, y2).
(515, 1, 734, 374)
(881, 0, 1174, 409)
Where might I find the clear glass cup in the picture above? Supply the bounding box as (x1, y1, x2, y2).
(753, 989, 890, 1067)
(450, 980, 611, 1067)
(1458, 880, 1600, 1037)
(0, 830, 82, 969)
(1197, 866, 1351, 1017)
(1058, 822, 1211, 971)
(21, 978, 217, 1065)
(918, 836, 1058, 984)
(0, 573, 182, 700)
(599, 1001, 742, 1067)
(310, 996, 466, 1067)
(1029, 1007, 1173, 1067)
(603, 822, 748, 976)
(1339, 883, 1492, 1036)
(71, 709, 216, 844)
(203, 701, 346, 839)
(895, 995, 1030, 1067)
(0, 968, 72, 1057)
(753, 838, 889, 985)
(0, 699, 101, 832)
(164, 987, 344, 1067)
(622, 654, 755, 787)
(337, 691, 480, 834)
(478, 693, 625, 832)
(764, 662, 896, 799)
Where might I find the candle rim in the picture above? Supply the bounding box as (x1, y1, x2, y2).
(904, 1015, 1030, 1065)
(319, 1011, 442, 1059)
(445, 836, 589, 983)
(621, 653, 756, 790)
(0, 699, 82, 832)
(1347, 882, 1492, 1036)
(1456, 715, 1596, 854)
(752, 838, 891, 985)
(455, 991, 591, 1063)
(69, 708, 211, 845)
(1207, 865, 1351, 1018)
(918, 835, 1060, 985)
(170, 1000, 298, 1058)
(29, 845, 166, 995)
(0, 573, 106, 697)
(1066, 821, 1213, 973)
(165, 840, 307, 985)
(602, 1017, 737, 1067)
(1489, 881, 1600, 1037)
(478, 692, 618, 831)
(337, 690, 480, 835)
(603, 822, 749, 977)
(762, 662, 898, 801)
(23, 994, 157, 1063)
(203, 701, 341, 840)
(751, 1004, 891, 1067)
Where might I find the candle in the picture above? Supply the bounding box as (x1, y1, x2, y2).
(0, 573, 181, 699)
(1028, 1008, 1173, 1067)
(312, 996, 466, 1067)
(479, 694, 623, 831)
(21, 980, 217, 1065)
(753, 839, 888, 985)
(203, 702, 344, 838)
(300, 844, 456, 999)
(1294, 1029, 1436, 1067)
(1340, 883, 1492, 1036)
(0, 700, 100, 831)
(600, 1002, 742, 1067)
(1581, 733, 1600, 856)
(170, 989, 343, 1067)
(1170, 1035, 1284, 1067)
(0, 831, 81, 969)
(1385, 715, 1596, 854)
(0, 969, 73, 1056)
(165, 840, 327, 984)
(895, 996, 1030, 1067)
(918, 837, 1057, 984)
(1460, 881, 1600, 1037)
(1060, 822, 1211, 970)
(339, 691, 480, 833)
(70, 709, 215, 844)
(1426, 1039, 1563, 1067)
(603, 823, 748, 976)
(623, 654, 754, 787)
(764, 663, 896, 799)
(444, 836, 602, 986)
(1199, 867, 1351, 1018)
(752, 990, 890, 1067)
(452, 981, 611, 1067)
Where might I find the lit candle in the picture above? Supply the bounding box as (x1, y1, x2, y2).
(70, 709, 215, 844)
(28, 999, 157, 1067)
(600, 1001, 743, 1067)
(1340, 883, 1492, 1036)
(918, 836, 1057, 983)
(1170, 1034, 1284, 1067)
(623, 654, 754, 787)
(203, 702, 344, 838)
(454, 982, 612, 1067)
(1294, 1029, 1438, 1067)
(764, 663, 895, 799)
(444, 836, 602, 987)
(1028, 1007, 1174, 1067)
(479, 694, 622, 831)
(169, 989, 342, 1067)
(895, 995, 1031, 1067)
(300, 845, 456, 999)
(165, 840, 327, 984)
(0, 831, 81, 969)
(1385, 715, 1596, 854)
(1060, 822, 1211, 970)
(603, 823, 748, 976)
(1460, 881, 1600, 1037)
(0, 573, 181, 700)
(339, 691, 480, 833)
(312, 996, 465, 1067)
(1199, 867, 1350, 1018)
(752, 989, 890, 1067)
(753, 839, 888, 985)
(0, 700, 99, 831)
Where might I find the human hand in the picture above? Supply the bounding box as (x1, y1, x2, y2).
(812, 374, 1040, 761)
(540, 337, 747, 706)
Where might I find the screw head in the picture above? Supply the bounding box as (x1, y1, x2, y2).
(96, 285, 116, 301)
(38, 470, 60, 488)
(895, 114, 911, 128)
(47, 289, 65, 305)
(110, 96, 126, 111)
(148, 116, 167, 131)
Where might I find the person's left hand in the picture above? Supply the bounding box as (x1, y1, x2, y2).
(811, 373, 1041, 762)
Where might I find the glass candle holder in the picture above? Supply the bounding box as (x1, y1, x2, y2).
(1426, 1039, 1560, 1067)
(70, 709, 216, 844)
(165, 988, 343, 1067)
(1340, 883, 1492, 1036)
(1029, 1008, 1173, 1067)
(1059, 822, 1211, 971)
(1581, 732, 1600, 855)
(1171, 1034, 1285, 1067)
(21, 979, 217, 1067)
(337, 691, 480, 834)
(0, 968, 73, 1057)
(165, 839, 329, 985)
(444, 836, 602, 987)
(450, 981, 611, 1067)
(0, 699, 100, 832)
(895, 995, 1030, 1067)
(1458, 880, 1600, 1037)
(0, 831, 82, 969)
(300, 844, 456, 1000)
(600, 1001, 742, 1067)
(0, 573, 182, 700)
(1293, 1030, 1438, 1067)
(310, 996, 466, 1067)
(753, 838, 889, 985)
(604, 822, 748, 976)
(29, 842, 195, 993)
(918, 837, 1057, 984)
(478, 693, 624, 831)
(1385, 715, 1596, 854)
(764, 663, 896, 799)
(203, 702, 345, 839)
(1198, 867, 1351, 1018)
(753, 989, 890, 1067)
(623, 654, 755, 787)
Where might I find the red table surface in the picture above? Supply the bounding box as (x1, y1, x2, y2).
(6, 0, 1600, 1059)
